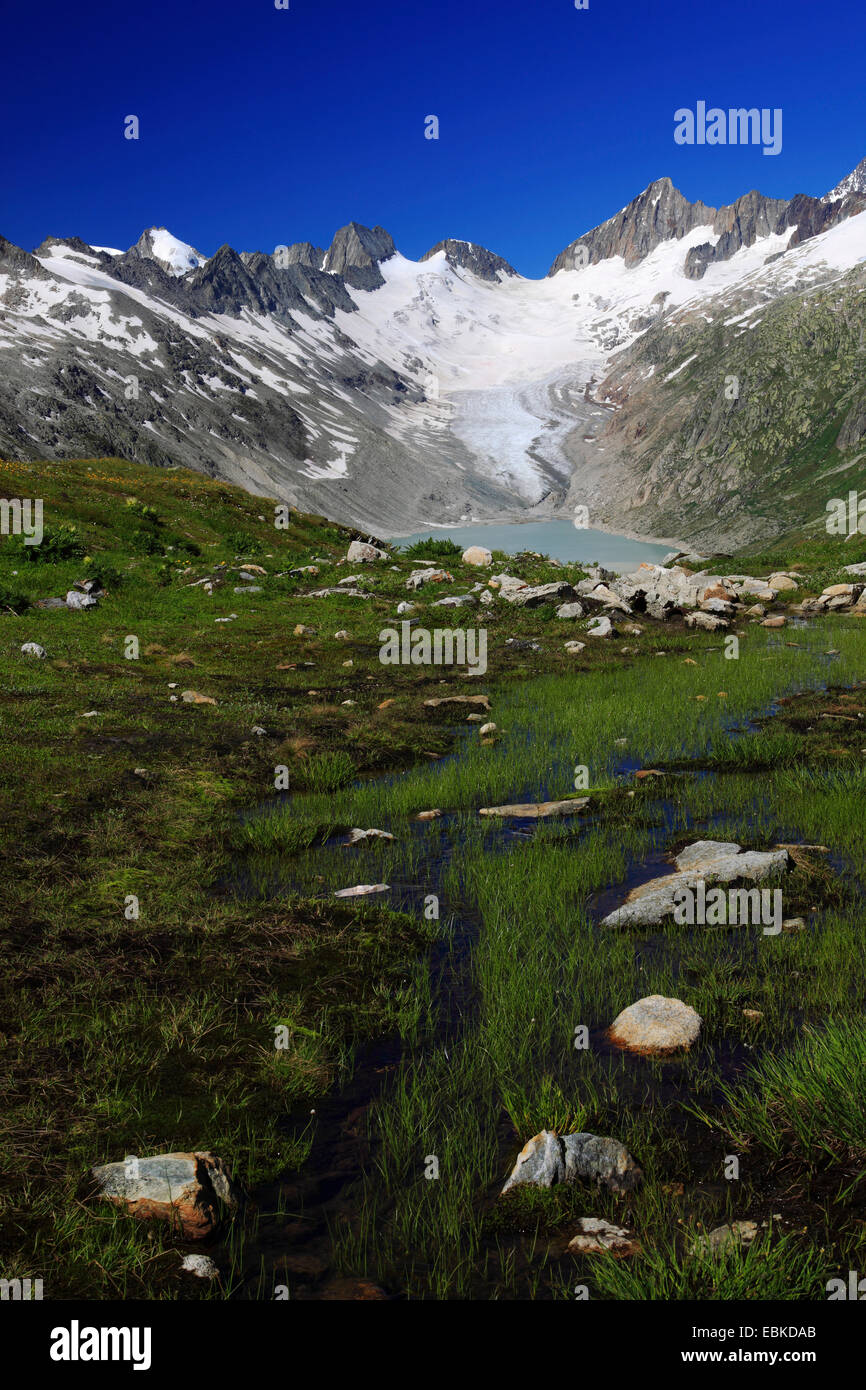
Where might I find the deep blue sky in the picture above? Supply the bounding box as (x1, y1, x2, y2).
(3, 0, 864, 278)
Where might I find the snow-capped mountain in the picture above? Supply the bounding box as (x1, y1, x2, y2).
(822, 156, 866, 204)
(1, 161, 865, 543)
(131, 227, 207, 276)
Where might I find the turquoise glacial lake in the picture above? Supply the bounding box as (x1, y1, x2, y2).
(388, 520, 673, 572)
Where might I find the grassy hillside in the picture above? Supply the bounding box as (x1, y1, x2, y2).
(597, 264, 866, 550)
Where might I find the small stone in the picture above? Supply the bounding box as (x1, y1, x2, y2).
(586, 615, 613, 638)
(334, 629, 351, 639)
(479, 798, 588, 819)
(294, 624, 317, 636)
(478, 722, 497, 736)
(556, 601, 585, 620)
(180, 1254, 219, 1279)
(566, 1218, 640, 1257)
(782, 917, 806, 933)
(691, 1221, 758, 1257)
(345, 828, 394, 845)
(181, 690, 217, 705)
(20, 642, 46, 658)
(564, 640, 586, 653)
(415, 809, 442, 820)
(333, 883, 390, 897)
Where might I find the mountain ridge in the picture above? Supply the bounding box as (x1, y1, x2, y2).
(1, 156, 865, 546)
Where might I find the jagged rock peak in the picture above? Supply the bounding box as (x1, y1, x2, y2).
(0, 234, 52, 279)
(420, 238, 518, 282)
(31, 235, 98, 259)
(822, 155, 866, 203)
(322, 222, 396, 289)
(549, 177, 716, 274)
(276, 241, 327, 269)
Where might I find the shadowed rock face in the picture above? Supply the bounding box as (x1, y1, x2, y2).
(420, 238, 517, 282)
(549, 178, 716, 273)
(322, 222, 396, 289)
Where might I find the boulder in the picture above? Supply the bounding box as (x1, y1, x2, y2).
(489, 573, 527, 593)
(586, 615, 613, 637)
(556, 601, 585, 619)
(768, 573, 798, 591)
(406, 568, 453, 591)
(346, 540, 387, 563)
(66, 591, 99, 610)
(562, 1133, 643, 1191)
(583, 583, 632, 614)
(462, 546, 492, 566)
(609, 995, 702, 1055)
(502, 582, 577, 609)
(601, 841, 790, 928)
(502, 1129, 641, 1195)
(432, 593, 477, 608)
(91, 1152, 243, 1240)
(733, 578, 776, 602)
(686, 611, 728, 631)
(614, 564, 706, 619)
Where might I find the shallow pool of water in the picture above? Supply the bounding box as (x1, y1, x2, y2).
(388, 520, 674, 571)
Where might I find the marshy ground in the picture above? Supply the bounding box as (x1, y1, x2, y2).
(1, 457, 865, 1300)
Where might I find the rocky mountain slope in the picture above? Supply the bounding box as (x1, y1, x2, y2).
(1, 159, 864, 544)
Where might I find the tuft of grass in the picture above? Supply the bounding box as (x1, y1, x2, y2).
(294, 751, 357, 793)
